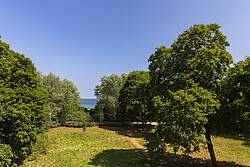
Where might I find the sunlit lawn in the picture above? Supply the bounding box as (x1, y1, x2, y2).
(23, 127, 250, 167)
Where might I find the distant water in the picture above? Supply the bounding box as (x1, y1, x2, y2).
(81, 99, 97, 109)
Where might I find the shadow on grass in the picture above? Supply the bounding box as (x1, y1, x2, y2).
(243, 139, 250, 147)
(89, 149, 247, 167)
(88, 149, 146, 167)
(99, 125, 153, 139)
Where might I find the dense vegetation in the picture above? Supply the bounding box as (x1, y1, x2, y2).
(118, 71, 152, 123)
(219, 57, 250, 135)
(42, 73, 88, 128)
(0, 38, 88, 166)
(0, 38, 47, 164)
(95, 74, 126, 121)
(147, 24, 233, 167)
(1, 23, 250, 166)
(94, 24, 250, 167)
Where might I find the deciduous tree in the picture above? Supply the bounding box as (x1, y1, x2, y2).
(118, 71, 151, 123)
(42, 73, 83, 126)
(219, 57, 250, 135)
(148, 24, 233, 167)
(0, 38, 47, 163)
(95, 74, 126, 121)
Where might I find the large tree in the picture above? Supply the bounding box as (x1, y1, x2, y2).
(95, 74, 126, 121)
(118, 71, 151, 123)
(219, 57, 250, 135)
(151, 86, 220, 152)
(148, 24, 233, 167)
(42, 73, 63, 123)
(42, 73, 82, 126)
(0, 38, 47, 162)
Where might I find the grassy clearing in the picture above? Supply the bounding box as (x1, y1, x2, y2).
(190, 136, 250, 166)
(23, 127, 250, 167)
(23, 127, 144, 167)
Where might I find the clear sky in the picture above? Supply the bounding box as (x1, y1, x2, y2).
(1, 0, 250, 98)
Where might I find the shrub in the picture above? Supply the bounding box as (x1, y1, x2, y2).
(27, 133, 48, 161)
(0, 38, 47, 162)
(42, 73, 82, 126)
(81, 112, 89, 132)
(0, 144, 14, 167)
(66, 107, 89, 131)
(45, 120, 60, 128)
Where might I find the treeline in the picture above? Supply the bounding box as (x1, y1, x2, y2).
(94, 24, 250, 167)
(42, 73, 88, 128)
(0, 38, 88, 166)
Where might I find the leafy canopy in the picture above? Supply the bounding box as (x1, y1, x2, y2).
(148, 24, 233, 165)
(118, 71, 150, 122)
(42, 73, 83, 126)
(95, 74, 126, 121)
(220, 57, 250, 134)
(0, 38, 47, 162)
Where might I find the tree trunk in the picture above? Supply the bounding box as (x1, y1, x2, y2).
(205, 127, 217, 167)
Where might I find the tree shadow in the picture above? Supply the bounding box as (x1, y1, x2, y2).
(99, 125, 153, 139)
(89, 149, 248, 167)
(88, 149, 147, 167)
(243, 138, 250, 147)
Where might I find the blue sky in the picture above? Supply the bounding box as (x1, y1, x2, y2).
(1, 0, 250, 98)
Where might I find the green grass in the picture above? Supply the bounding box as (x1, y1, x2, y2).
(23, 127, 145, 167)
(23, 127, 250, 167)
(164, 136, 250, 167)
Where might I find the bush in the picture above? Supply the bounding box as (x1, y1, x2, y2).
(27, 133, 48, 161)
(0, 38, 47, 162)
(81, 112, 89, 132)
(0, 144, 14, 167)
(85, 108, 104, 123)
(45, 121, 60, 128)
(42, 73, 82, 126)
(65, 121, 83, 127)
(66, 107, 89, 131)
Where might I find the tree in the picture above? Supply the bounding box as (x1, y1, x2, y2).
(0, 38, 47, 163)
(149, 87, 219, 152)
(42, 73, 63, 124)
(95, 74, 126, 121)
(42, 73, 82, 126)
(60, 79, 82, 125)
(148, 24, 233, 167)
(118, 71, 151, 123)
(66, 106, 89, 131)
(219, 57, 250, 135)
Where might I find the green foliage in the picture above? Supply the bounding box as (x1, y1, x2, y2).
(148, 24, 233, 166)
(219, 57, 250, 134)
(86, 108, 104, 123)
(0, 144, 14, 167)
(171, 24, 232, 91)
(42, 73, 82, 126)
(28, 133, 48, 161)
(118, 71, 151, 122)
(66, 107, 89, 130)
(0, 39, 47, 162)
(148, 46, 174, 93)
(95, 74, 126, 121)
(81, 112, 89, 132)
(152, 87, 220, 153)
(149, 24, 232, 94)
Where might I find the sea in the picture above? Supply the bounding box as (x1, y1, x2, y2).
(81, 99, 97, 109)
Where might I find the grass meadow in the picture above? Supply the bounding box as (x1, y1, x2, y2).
(23, 127, 250, 167)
